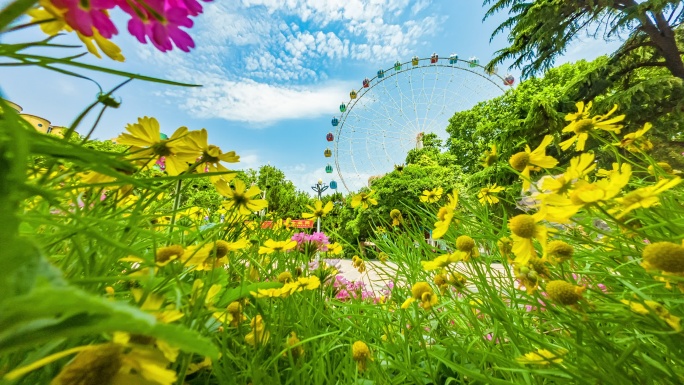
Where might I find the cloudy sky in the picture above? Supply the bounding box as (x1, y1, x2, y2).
(1, 0, 619, 194)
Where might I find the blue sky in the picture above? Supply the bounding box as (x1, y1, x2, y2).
(1, 0, 619, 195)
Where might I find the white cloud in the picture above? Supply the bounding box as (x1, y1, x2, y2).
(235, 153, 262, 170)
(135, 0, 444, 123)
(176, 77, 352, 124)
(411, 0, 431, 15)
(282, 163, 342, 196)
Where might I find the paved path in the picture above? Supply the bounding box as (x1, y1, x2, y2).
(329, 259, 511, 293)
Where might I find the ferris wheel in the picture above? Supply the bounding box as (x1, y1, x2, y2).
(322, 54, 514, 193)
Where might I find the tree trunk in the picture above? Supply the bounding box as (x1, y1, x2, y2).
(637, 13, 684, 79)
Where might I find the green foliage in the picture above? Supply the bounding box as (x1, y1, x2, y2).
(247, 165, 311, 220)
(485, 0, 684, 79)
(446, 60, 591, 181)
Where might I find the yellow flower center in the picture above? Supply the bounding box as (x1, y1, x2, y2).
(214, 240, 231, 258)
(497, 237, 512, 254)
(433, 273, 447, 286)
(352, 341, 371, 362)
(484, 153, 498, 167)
(509, 152, 530, 171)
(155, 245, 184, 264)
(642, 242, 684, 273)
(546, 280, 584, 305)
(278, 271, 293, 283)
(436, 206, 453, 222)
(573, 118, 594, 134)
(509, 214, 536, 238)
(232, 191, 248, 206)
(51, 344, 123, 385)
(411, 282, 433, 299)
(547, 240, 574, 262)
(456, 235, 475, 252)
(151, 141, 173, 157)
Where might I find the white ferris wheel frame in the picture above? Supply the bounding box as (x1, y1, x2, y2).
(332, 56, 508, 193)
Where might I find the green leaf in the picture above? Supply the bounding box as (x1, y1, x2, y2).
(0, 286, 219, 359)
(0, 0, 37, 32)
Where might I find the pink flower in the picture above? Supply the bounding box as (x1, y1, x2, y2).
(50, 0, 118, 37)
(121, 0, 195, 52)
(335, 289, 350, 301)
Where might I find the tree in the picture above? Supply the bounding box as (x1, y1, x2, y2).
(446, 60, 593, 179)
(484, 1, 684, 80)
(245, 165, 311, 220)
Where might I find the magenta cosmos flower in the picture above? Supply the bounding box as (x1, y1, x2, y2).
(119, 0, 196, 52)
(50, 0, 118, 37)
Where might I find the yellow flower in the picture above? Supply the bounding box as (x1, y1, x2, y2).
(612, 177, 681, 219)
(280, 276, 322, 296)
(352, 255, 366, 273)
(497, 237, 513, 263)
(28, 4, 67, 35)
(420, 187, 443, 203)
(561, 102, 625, 151)
(477, 184, 504, 205)
(547, 240, 574, 263)
(641, 241, 684, 273)
(401, 282, 438, 311)
(421, 251, 465, 271)
(78, 30, 125, 61)
(154, 245, 184, 266)
(456, 235, 478, 259)
(258, 239, 297, 254)
(648, 162, 679, 176)
(213, 301, 245, 327)
(245, 315, 270, 346)
(183, 240, 247, 270)
(277, 272, 293, 284)
(182, 128, 240, 177)
(302, 200, 333, 219)
(190, 280, 222, 307)
(621, 300, 681, 331)
(131, 289, 183, 325)
(508, 135, 559, 191)
(507, 213, 548, 266)
(514, 259, 547, 294)
(327, 242, 343, 255)
(517, 348, 566, 365)
(618, 122, 653, 152)
(216, 179, 268, 215)
(546, 280, 585, 305)
(351, 190, 378, 209)
(482, 143, 498, 167)
(432, 189, 458, 239)
(569, 162, 632, 206)
(390, 209, 403, 226)
(284, 332, 305, 359)
(116, 117, 198, 176)
(6, 337, 178, 385)
(351, 341, 372, 372)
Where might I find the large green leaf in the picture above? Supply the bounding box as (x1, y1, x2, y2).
(0, 286, 219, 359)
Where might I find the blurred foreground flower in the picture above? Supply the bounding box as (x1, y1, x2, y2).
(517, 348, 566, 365)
